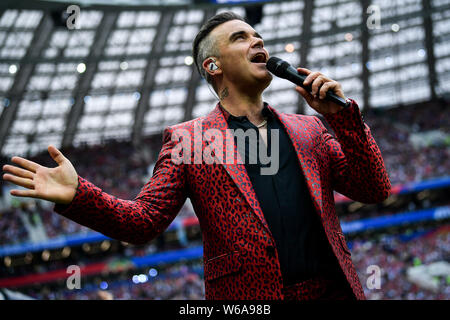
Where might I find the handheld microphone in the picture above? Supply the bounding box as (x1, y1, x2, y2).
(266, 57, 348, 108)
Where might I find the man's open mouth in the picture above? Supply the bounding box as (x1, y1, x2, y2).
(250, 53, 267, 63)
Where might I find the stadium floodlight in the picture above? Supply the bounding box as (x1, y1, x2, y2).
(4, 257, 11, 267)
(8, 64, 17, 74)
(392, 24, 400, 32)
(284, 43, 294, 53)
(138, 274, 148, 283)
(100, 281, 108, 290)
(120, 61, 128, 70)
(76, 63, 86, 73)
(149, 268, 158, 277)
(184, 56, 194, 65)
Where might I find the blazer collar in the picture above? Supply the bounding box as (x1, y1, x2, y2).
(270, 108, 324, 214)
(202, 102, 323, 229)
(202, 103, 273, 237)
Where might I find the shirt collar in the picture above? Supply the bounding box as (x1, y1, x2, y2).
(218, 102, 274, 123)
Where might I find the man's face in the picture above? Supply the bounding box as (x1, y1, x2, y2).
(211, 19, 272, 90)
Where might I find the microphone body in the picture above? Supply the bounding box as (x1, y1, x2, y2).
(266, 57, 349, 108)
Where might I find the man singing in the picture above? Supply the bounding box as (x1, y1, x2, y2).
(2, 12, 390, 300)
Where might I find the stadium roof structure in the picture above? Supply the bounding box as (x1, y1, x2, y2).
(0, 0, 449, 157)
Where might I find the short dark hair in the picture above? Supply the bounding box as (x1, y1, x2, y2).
(192, 11, 246, 84)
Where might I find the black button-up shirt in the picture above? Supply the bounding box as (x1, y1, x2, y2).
(221, 103, 342, 286)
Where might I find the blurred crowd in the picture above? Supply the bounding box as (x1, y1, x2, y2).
(353, 225, 450, 300)
(28, 262, 205, 300)
(364, 99, 449, 185)
(14, 224, 449, 300)
(0, 200, 90, 245)
(0, 98, 449, 245)
(0, 98, 449, 300)
(0, 136, 163, 245)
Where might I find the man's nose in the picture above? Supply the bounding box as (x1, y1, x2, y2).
(251, 36, 264, 48)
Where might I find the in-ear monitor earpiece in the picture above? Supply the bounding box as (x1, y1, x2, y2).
(209, 62, 218, 71)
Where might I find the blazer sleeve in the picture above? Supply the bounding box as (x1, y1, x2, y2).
(53, 126, 187, 245)
(316, 99, 391, 204)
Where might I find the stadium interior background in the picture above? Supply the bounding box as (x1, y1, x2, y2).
(0, 0, 449, 300)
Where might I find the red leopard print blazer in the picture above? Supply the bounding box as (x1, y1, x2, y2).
(54, 99, 391, 300)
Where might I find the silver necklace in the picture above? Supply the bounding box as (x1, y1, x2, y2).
(256, 120, 267, 128)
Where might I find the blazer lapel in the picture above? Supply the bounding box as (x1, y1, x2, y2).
(270, 107, 324, 214)
(203, 104, 273, 236)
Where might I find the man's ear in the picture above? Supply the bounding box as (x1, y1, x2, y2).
(202, 57, 222, 78)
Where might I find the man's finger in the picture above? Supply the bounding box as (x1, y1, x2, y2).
(302, 71, 321, 87)
(318, 82, 330, 99)
(319, 81, 345, 100)
(11, 157, 40, 173)
(297, 67, 311, 75)
(48, 145, 66, 166)
(311, 76, 327, 97)
(3, 174, 34, 189)
(10, 189, 37, 198)
(319, 81, 338, 99)
(2, 164, 34, 179)
(295, 86, 314, 105)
